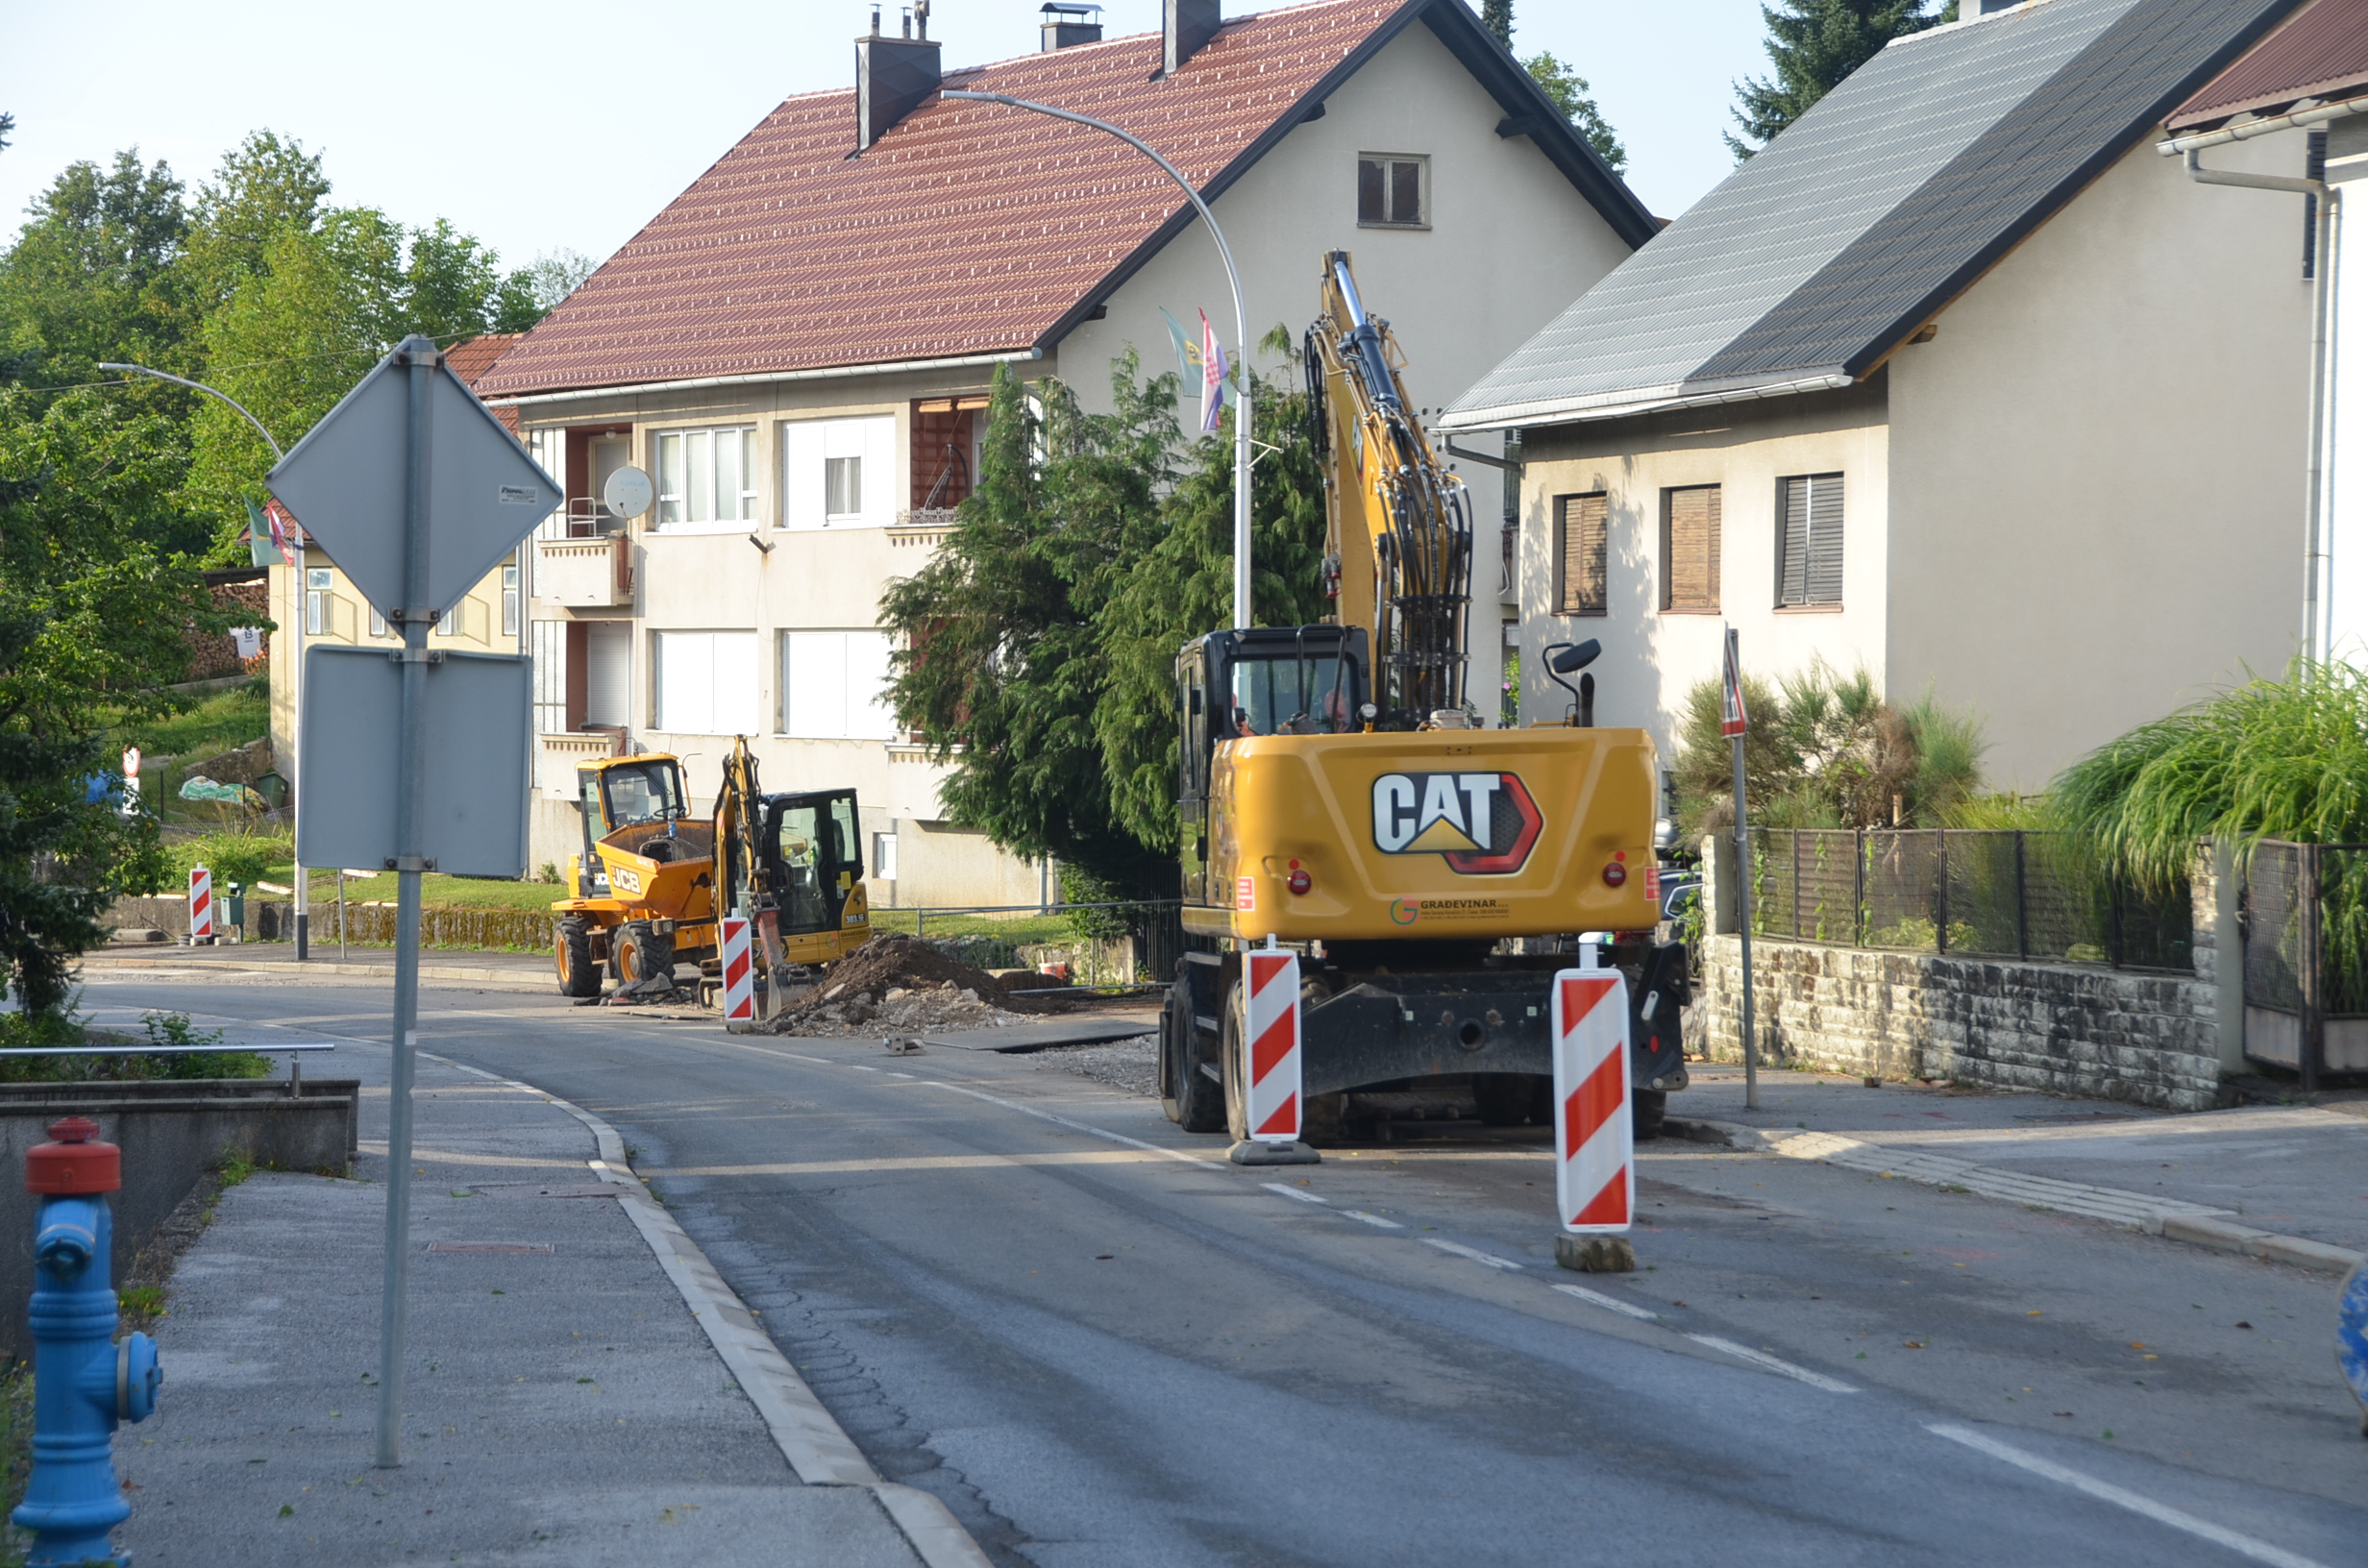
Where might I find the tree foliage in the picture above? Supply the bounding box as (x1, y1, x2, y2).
(880, 342, 1329, 895)
(1728, 1, 1956, 159)
(1524, 53, 1628, 174)
(1670, 660, 1986, 843)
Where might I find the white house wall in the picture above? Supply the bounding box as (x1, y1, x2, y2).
(1887, 133, 2310, 789)
(2324, 116, 2368, 662)
(1054, 17, 1638, 726)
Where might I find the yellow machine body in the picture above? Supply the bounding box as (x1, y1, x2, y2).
(1192, 725, 1663, 942)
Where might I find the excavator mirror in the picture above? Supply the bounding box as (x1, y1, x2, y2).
(1549, 639, 1601, 674)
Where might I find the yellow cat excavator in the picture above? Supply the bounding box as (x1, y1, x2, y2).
(552, 737, 872, 1006)
(1157, 252, 1689, 1143)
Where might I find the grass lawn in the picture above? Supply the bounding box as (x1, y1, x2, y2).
(264, 862, 564, 914)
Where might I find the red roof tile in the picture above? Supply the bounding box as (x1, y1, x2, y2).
(2168, 0, 2368, 128)
(443, 331, 524, 388)
(477, 0, 1413, 398)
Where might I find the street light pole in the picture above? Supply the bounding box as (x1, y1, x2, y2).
(941, 90, 1255, 630)
(102, 363, 310, 960)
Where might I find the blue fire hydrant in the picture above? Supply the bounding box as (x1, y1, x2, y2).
(12, 1116, 160, 1567)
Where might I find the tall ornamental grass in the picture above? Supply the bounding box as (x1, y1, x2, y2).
(2052, 661, 2368, 891)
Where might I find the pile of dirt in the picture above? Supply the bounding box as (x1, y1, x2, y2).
(765, 933, 1067, 1038)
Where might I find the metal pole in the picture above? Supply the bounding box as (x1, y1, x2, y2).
(1733, 731, 1758, 1113)
(99, 362, 310, 959)
(375, 338, 439, 1468)
(941, 91, 1254, 630)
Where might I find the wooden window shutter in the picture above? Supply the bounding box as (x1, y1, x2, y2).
(1661, 485, 1720, 611)
(1778, 473, 1843, 606)
(1557, 493, 1607, 616)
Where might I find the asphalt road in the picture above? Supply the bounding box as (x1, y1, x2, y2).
(80, 970, 2368, 1568)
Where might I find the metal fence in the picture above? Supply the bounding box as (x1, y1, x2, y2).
(2240, 841, 2368, 1087)
(1748, 829, 2192, 972)
(871, 900, 1183, 987)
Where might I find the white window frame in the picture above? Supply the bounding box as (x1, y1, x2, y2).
(652, 426, 758, 531)
(1357, 153, 1429, 229)
(306, 568, 333, 636)
(777, 628, 899, 740)
(652, 629, 759, 736)
(778, 415, 898, 531)
(369, 603, 388, 639)
(435, 604, 457, 637)
(501, 564, 520, 638)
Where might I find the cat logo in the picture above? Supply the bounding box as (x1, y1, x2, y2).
(1369, 772, 1543, 874)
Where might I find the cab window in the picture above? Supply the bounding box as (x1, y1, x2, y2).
(1226, 653, 1355, 737)
(775, 804, 829, 929)
(600, 761, 684, 828)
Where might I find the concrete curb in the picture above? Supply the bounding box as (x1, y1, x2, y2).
(81, 955, 556, 993)
(422, 1053, 997, 1568)
(1667, 1117, 2367, 1276)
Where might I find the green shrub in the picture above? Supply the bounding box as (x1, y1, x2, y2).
(0, 1009, 268, 1083)
(161, 828, 289, 892)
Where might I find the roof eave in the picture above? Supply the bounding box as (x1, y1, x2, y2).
(1439, 369, 1858, 432)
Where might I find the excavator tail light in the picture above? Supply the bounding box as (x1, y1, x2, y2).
(1288, 869, 1313, 895)
(1601, 862, 1627, 888)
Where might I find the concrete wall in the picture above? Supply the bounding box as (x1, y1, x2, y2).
(1512, 377, 1890, 763)
(1690, 838, 2231, 1111)
(1887, 133, 2311, 789)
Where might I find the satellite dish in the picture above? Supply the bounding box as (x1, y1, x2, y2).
(604, 465, 654, 521)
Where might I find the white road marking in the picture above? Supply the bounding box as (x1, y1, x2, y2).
(1553, 1283, 1660, 1320)
(1262, 1183, 1328, 1204)
(922, 1083, 1217, 1165)
(780, 1054, 831, 1065)
(1344, 1211, 1404, 1229)
(1927, 1424, 2331, 1568)
(1687, 1335, 1858, 1393)
(1423, 1237, 1524, 1270)
(884, 1071, 917, 1080)
(848, 1065, 882, 1073)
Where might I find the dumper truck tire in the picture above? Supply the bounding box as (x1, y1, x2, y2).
(555, 919, 602, 998)
(617, 920, 675, 987)
(1473, 1072, 1535, 1127)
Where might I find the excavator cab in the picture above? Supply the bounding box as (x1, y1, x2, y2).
(762, 789, 870, 960)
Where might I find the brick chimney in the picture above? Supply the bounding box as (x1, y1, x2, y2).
(1164, 0, 1221, 76)
(857, 3, 941, 152)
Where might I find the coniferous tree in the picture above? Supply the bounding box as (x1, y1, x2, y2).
(1481, 0, 1512, 48)
(1727, 1, 1956, 159)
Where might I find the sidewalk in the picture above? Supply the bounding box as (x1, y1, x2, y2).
(81, 941, 555, 993)
(1675, 1064, 2368, 1262)
(112, 1042, 957, 1566)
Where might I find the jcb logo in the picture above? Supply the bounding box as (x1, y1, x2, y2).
(1370, 772, 1543, 874)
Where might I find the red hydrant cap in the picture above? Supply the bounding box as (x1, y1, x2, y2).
(27, 1116, 120, 1195)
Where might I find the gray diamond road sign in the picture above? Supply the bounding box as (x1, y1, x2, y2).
(268, 342, 558, 622)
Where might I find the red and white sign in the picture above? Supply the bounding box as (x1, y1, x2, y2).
(719, 917, 754, 1029)
(1235, 876, 1256, 913)
(122, 747, 141, 778)
(1720, 626, 1750, 739)
(1243, 949, 1300, 1141)
(1552, 964, 1632, 1232)
(187, 865, 214, 943)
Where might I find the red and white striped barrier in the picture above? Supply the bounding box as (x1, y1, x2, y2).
(1552, 963, 1632, 1232)
(719, 917, 754, 1030)
(1244, 948, 1301, 1141)
(187, 865, 214, 943)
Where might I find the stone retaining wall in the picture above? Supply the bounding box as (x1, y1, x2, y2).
(1690, 839, 2233, 1111)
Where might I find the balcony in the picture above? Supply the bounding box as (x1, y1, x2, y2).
(538, 534, 632, 608)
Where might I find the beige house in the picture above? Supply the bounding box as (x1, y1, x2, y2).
(1443, 0, 2314, 795)
(475, 0, 1657, 905)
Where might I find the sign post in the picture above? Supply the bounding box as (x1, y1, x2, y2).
(120, 748, 140, 820)
(272, 335, 555, 1469)
(1721, 626, 1759, 1112)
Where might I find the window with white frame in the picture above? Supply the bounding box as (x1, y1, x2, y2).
(652, 630, 758, 735)
(654, 427, 757, 529)
(306, 569, 333, 636)
(780, 416, 896, 530)
(502, 564, 520, 638)
(435, 604, 456, 637)
(370, 603, 388, 639)
(777, 629, 898, 739)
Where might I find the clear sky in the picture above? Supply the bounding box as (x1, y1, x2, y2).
(0, 1, 1771, 272)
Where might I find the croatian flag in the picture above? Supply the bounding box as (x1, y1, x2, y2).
(1199, 309, 1229, 435)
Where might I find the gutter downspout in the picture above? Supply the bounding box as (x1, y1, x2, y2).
(2164, 138, 2343, 663)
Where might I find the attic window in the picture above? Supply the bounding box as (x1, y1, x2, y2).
(1358, 155, 1427, 229)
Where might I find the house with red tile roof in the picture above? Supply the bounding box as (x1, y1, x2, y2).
(481, 0, 1656, 906)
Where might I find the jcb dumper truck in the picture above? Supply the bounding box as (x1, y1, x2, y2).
(1158, 254, 1688, 1144)
(553, 740, 872, 1001)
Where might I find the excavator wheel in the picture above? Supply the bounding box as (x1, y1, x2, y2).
(617, 920, 676, 987)
(555, 919, 602, 998)
(1632, 1088, 1667, 1141)
(1164, 978, 1224, 1134)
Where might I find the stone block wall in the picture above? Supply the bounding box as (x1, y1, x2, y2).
(1690, 837, 2231, 1111)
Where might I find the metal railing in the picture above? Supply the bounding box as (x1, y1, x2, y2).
(2241, 840, 2368, 1088)
(1748, 828, 2192, 972)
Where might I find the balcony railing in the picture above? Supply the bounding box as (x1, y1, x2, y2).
(537, 534, 631, 607)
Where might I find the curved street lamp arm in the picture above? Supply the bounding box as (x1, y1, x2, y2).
(99, 362, 284, 461)
(940, 90, 1255, 630)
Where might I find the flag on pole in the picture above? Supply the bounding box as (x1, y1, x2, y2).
(1720, 625, 1749, 739)
(1199, 309, 1230, 435)
(244, 499, 277, 570)
(1161, 308, 1204, 404)
(265, 500, 299, 568)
